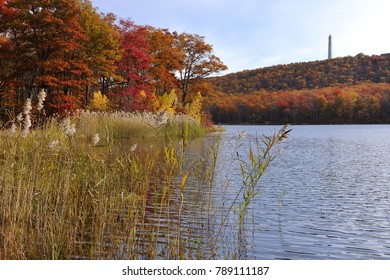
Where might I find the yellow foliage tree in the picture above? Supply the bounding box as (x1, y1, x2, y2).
(185, 91, 202, 124)
(89, 91, 109, 111)
(157, 89, 178, 114)
(138, 90, 147, 99)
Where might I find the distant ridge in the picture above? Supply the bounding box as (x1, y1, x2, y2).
(209, 53, 390, 94)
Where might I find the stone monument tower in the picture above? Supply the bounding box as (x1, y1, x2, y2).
(328, 34, 332, 59)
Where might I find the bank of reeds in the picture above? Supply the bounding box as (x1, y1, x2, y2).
(0, 99, 288, 259)
(0, 106, 206, 259)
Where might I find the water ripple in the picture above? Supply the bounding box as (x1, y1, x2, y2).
(219, 125, 390, 259)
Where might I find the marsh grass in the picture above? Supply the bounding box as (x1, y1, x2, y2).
(0, 109, 206, 259)
(0, 105, 288, 259)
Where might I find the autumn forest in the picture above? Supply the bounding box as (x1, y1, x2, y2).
(1, 0, 390, 124)
(208, 53, 390, 124)
(0, 0, 227, 123)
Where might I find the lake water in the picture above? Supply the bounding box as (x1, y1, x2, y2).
(210, 125, 390, 259)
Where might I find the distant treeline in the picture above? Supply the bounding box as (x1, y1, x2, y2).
(203, 83, 390, 124)
(210, 54, 390, 94)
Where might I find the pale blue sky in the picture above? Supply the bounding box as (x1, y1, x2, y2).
(91, 0, 390, 74)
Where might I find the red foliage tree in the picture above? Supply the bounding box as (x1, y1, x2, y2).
(114, 19, 153, 110)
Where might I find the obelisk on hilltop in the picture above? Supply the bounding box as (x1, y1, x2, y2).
(328, 34, 332, 59)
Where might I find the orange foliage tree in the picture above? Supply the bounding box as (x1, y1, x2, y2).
(0, 0, 92, 114)
(176, 33, 227, 108)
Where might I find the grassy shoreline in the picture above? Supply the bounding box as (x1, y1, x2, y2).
(0, 110, 288, 259)
(0, 110, 206, 259)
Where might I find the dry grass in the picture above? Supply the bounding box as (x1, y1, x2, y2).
(0, 103, 288, 259)
(0, 109, 206, 259)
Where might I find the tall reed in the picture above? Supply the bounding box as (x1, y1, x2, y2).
(236, 125, 291, 232)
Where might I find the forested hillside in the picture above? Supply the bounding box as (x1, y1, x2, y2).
(210, 54, 390, 94)
(204, 55, 390, 124)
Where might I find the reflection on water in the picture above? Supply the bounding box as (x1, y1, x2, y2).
(97, 125, 390, 259)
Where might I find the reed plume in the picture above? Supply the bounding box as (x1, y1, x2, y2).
(20, 98, 32, 138)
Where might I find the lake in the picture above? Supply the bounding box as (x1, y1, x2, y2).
(209, 125, 390, 259)
(115, 124, 390, 260)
